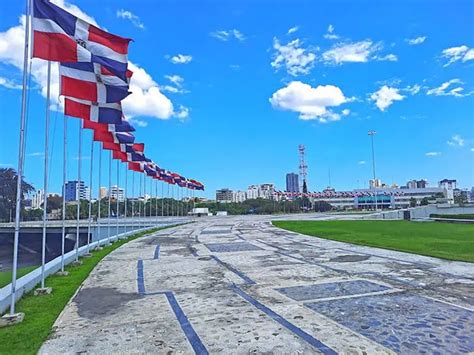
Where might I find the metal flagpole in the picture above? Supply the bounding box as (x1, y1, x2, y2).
(39, 61, 51, 290)
(107, 151, 112, 244)
(155, 179, 158, 222)
(9, 0, 31, 315)
(116, 160, 119, 238)
(167, 183, 170, 216)
(131, 171, 135, 230)
(60, 113, 67, 272)
(143, 175, 147, 227)
(138, 173, 142, 228)
(74, 122, 83, 262)
(161, 181, 164, 217)
(96, 148, 101, 249)
(170, 184, 174, 217)
(124, 164, 128, 233)
(86, 139, 94, 254)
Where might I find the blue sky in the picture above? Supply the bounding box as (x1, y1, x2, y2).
(1, 0, 473, 198)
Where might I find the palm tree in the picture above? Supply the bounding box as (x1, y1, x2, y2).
(0, 168, 35, 222)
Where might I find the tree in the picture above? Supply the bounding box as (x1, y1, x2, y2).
(409, 197, 417, 207)
(420, 197, 430, 206)
(313, 201, 332, 212)
(45, 195, 62, 212)
(454, 193, 468, 206)
(0, 168, 35, 222)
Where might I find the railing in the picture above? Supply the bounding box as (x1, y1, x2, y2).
(0, 220, 187, 315)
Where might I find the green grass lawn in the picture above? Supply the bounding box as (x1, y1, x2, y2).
(430, 213, 474, 220)
(0, 266, 39, 289)
(0, 226, 175, 354)
(272, 220, 474, 262)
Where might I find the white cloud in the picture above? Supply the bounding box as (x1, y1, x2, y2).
(161, 74, 187, 94)
(271, 38, 317, 76)
(116, 9, 145, 29)
(27, 152, 44, 157)
(128, 118, 148, 127)
(269, 81, 349, 122)
(447, 135, 464, 147)
(165, 74, 184, 87)
(405, 84, 421, 95)
(323, 24, 339, 40)
(426, 79, 471, 97)
(425, 152, 440, 157)
(174, 105, 189, 120)
(406, 36, 426, 45)
(341, 108, 350, 116)
(441, 45, 474, 66)
(370, 86, 405, 111)
(169, 54, 193, 64)
(0, 77, 22, 89)
(210, 29, 245, 42)
(471, 148, 474, 152)
(229, 64, 240, 70)
(287, 26, 299, 35)
(322, 40, 395, 64)
(358, 160, 366, 165)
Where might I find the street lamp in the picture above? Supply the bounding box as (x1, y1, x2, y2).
(368, 130, 378, 211)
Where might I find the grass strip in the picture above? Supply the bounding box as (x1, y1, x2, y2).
(0, 226, 174, 354)
(272, 220, 474, 263)
(0, 266, 39, 289)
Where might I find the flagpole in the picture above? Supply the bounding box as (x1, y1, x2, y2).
(131, 171, 135, 231)
(60, 112, 67, 272)
(161, 181, 164, 217)
(116, 159, 119, 238)
(155, 179, 158, 222)
(9, 0, 31, 316)
(86, 139, 94, 255)
(167, 183, 170, 217)
(74, 122, 82, 263)
(96, 148, 101, 249)
(38, 60, 51, 291)
(124, 163, 128, 233)
(143, 174, 146, 228)
(138, 173, 142, 228)
(107, 150, 112, 244)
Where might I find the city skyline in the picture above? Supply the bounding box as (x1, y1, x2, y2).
(0, 0, 473, 198)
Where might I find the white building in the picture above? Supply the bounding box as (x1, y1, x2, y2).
(259, 183, 275, 199)
(32, 189, 44, 209)
(232, 190, 247, 202)
(110, 185, 125, 202)
(247, 185, 259, 199)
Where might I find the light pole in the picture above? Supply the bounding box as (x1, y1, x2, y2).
(368, 130, 378, 211)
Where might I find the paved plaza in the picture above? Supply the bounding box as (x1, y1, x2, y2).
(40, 216, 474, 354)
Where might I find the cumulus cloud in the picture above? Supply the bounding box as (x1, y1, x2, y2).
(358, 160, 366, 165)
(287, 26, 299, 35)
(427, 79, 471, 97)
(425, 152, 440, 157)
(0, 2, 185, 121)
(323, 40, 396, 64)
(0, 77, 22, 89)
(404, 84, 421, 95)
(406, 36, 426, 45)
(174, 105, 189, 120)
(128, 118, 148, 127)
(161, 74, 187, 94)
(210, 29, 245, 42)
(370, 86, 405, 111)
(269, 81, 350, 122)
(116, 9, 145, 29)
(447, 135, 464, 147)
(169, 54, 193, 64)
(271, 38, 317, 76)
(323, 24, 339, 40)
(441, 45, 474, 66)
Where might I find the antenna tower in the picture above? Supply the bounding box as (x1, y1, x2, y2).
(298, 145, 307, 191)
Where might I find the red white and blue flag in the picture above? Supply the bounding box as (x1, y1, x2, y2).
(32, 0, 131, 80)
(65, 97, 122, 124)
(60, 62, 131, 103)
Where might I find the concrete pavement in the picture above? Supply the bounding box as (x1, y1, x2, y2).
(40, 215, 474, 354)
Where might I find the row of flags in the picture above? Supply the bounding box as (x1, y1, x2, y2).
(32, 0, 204, 191)
(274, 191, 404, 198)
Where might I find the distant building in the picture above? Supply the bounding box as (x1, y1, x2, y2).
(286, 173, 299, 193)
(439, 179, 457, 190)
(110, 185, 125, 202)
(99, 187, 108, 199)
(32, 189, 44, 209)
(259, 183, 275, 199)
(369, 179, 382, 188)
(65, 180, 88, 202)
(232, 191, 247, 203)
(216, 188, 233, 203)
(407, 179, 428, 189)
(247, 185, 259, 199)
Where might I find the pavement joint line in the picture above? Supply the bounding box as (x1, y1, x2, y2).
(229, 284, 337, 355)
(153, 244, 160, 259)
(210, 255, 256, 285)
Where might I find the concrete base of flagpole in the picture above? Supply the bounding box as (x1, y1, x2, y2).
(0, 313, 25, 328)
(83, 252, 92, 258)
(94, 246, 103, 251)
(34, 287, 52, 296)
(56, 270, 69, 276)
(72, 260, 83, 266)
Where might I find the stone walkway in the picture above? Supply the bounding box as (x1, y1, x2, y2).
(40, 216, 474, 354)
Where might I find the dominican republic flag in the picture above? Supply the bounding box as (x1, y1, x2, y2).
(60, 63, 131, 103)
(128, 162, 144, 172)
(82, 119, 136, 133)
(93, 130, 134, 144)
(65, 97, 122, 124)
(32, 0, 131, 80)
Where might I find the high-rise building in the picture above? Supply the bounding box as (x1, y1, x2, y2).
(259, 183, 275, 199)
(369, 179, 382, 188)
(247, 185, 259, 199)
(232, 191, 247, 203)
(438, 179, 457, 190)
(286, 173, 299, 193)
(32, 189, 44, 209)
(99, 187, 108, 199)
(65, 180, 88, 202)
(110, 185, 125, 202)
(406, 179, 428, 189)
(216, 188, 233, 202)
